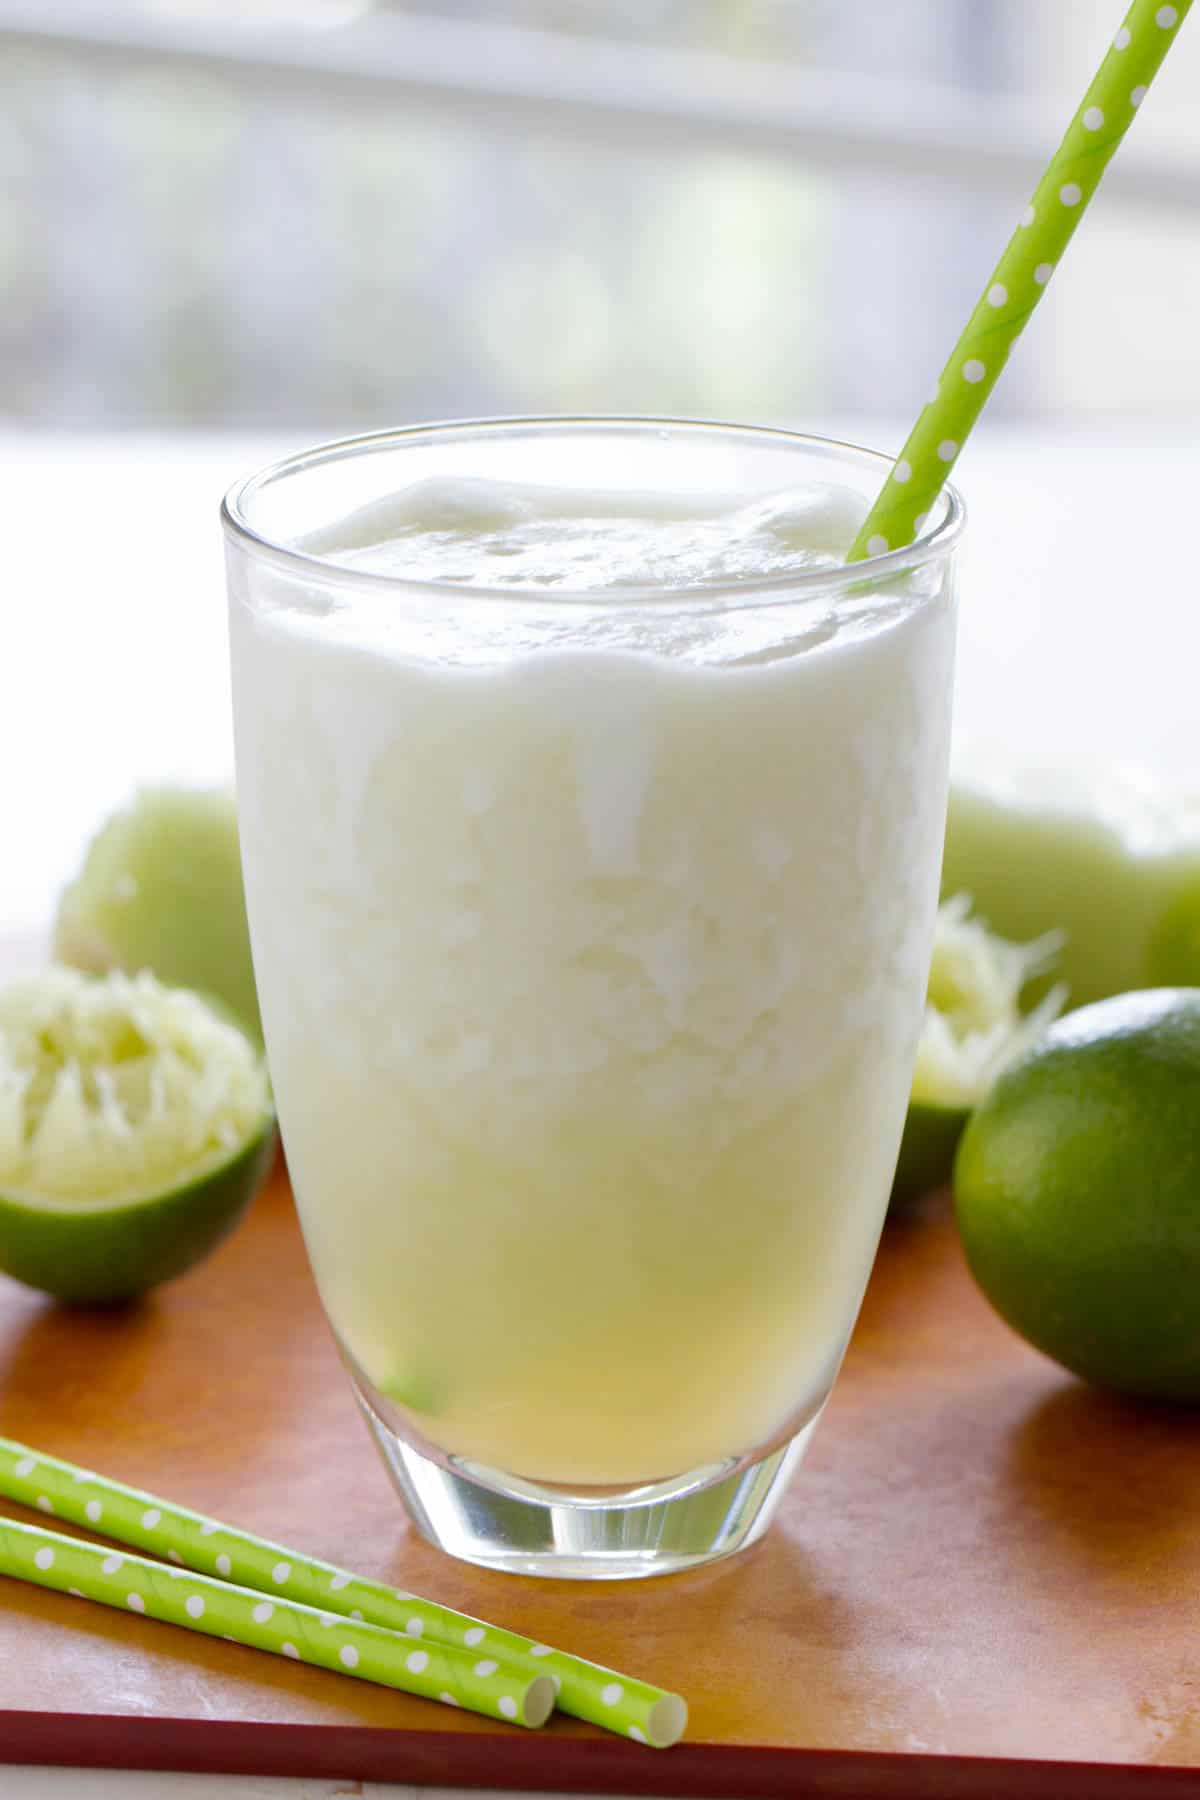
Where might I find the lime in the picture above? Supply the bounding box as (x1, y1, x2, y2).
(942, 755, 1200, 1007)
(890, 896, 1065, 1209)
(954, 989, 1200, 1401)
(0, 967, 274, 1303)
(54, 787, 260, 1039)
(1147, 871, 1200, 991)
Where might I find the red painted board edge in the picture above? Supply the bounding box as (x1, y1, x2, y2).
(1, 1713, 1198, 1799)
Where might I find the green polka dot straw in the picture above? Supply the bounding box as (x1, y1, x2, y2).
(849, 0, 1192, 562)
(0, 1438, 687, 1748)
(0, 1514, 555, 1729)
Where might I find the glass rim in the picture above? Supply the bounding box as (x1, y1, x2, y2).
(221, 415, 966, 608)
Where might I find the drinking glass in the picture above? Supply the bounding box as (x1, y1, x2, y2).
(223, 418, 963, 1577)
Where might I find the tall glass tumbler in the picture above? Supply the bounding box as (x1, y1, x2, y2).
(223, 419, 963, 1578)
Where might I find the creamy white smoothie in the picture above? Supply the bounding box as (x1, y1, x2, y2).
(230, 465, 955, 1489)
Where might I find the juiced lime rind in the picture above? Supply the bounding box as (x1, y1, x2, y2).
(0, 1121, 275, 1304)
(953, 989, 1200, 1402)
(0, 968, 270, 1206)
(911, 894, 1066, 1109)
(889, 896, 1067, 1211)
(54, 786, 261, 1039)
(0, 967, 274, 1302)
(891, 1100, 971, 1212)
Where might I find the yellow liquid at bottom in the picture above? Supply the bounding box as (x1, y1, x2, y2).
(282, 1039, 904, 1486)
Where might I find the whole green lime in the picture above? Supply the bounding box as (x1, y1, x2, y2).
(954, 989, 1200, 1401)
(54, 787, 260, 1040)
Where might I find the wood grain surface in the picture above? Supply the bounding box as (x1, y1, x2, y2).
(1, 1168, 1198, 1796)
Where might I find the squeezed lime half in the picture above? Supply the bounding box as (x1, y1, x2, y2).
(891, 896, 1066, 1209)
(0, 967, 274, 1302)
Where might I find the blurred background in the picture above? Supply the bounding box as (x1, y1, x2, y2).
(3, 1, 1200, 936)
(4, 0, 1199, 435)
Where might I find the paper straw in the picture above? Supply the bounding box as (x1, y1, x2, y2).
(0, 1514, 553, 1729)
(849, 0, 1192, 561)
(0, 1439, 687, 1749)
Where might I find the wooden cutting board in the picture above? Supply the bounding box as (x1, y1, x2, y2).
(2, 1164, 1199, 1798)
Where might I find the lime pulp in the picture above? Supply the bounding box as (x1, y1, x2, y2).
(891, 896, 1066, 1210)
(0, 967, 274, 1302)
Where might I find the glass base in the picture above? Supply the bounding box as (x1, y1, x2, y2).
(354, 1383, 823, 1579)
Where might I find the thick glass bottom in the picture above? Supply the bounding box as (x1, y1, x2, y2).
(353, 1382, 824, 1579)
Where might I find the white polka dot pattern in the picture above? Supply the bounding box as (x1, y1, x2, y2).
(0, 1435, 685, 1746)
(0, 1504, 555, 1732)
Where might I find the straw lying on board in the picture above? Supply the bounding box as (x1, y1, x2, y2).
(0, 1438, 687, 1749)
(0, 1511, 554, 1729)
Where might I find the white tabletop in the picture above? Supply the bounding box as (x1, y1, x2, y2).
(1, 424, 1198, 1796)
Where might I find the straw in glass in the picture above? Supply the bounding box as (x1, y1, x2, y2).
(849, 0, 1192, 561)
(0, 1438, 687, 1748)
(0, 1513, 554, 1728)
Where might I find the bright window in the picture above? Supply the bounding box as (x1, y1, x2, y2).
(3, 1, 1198, 428)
